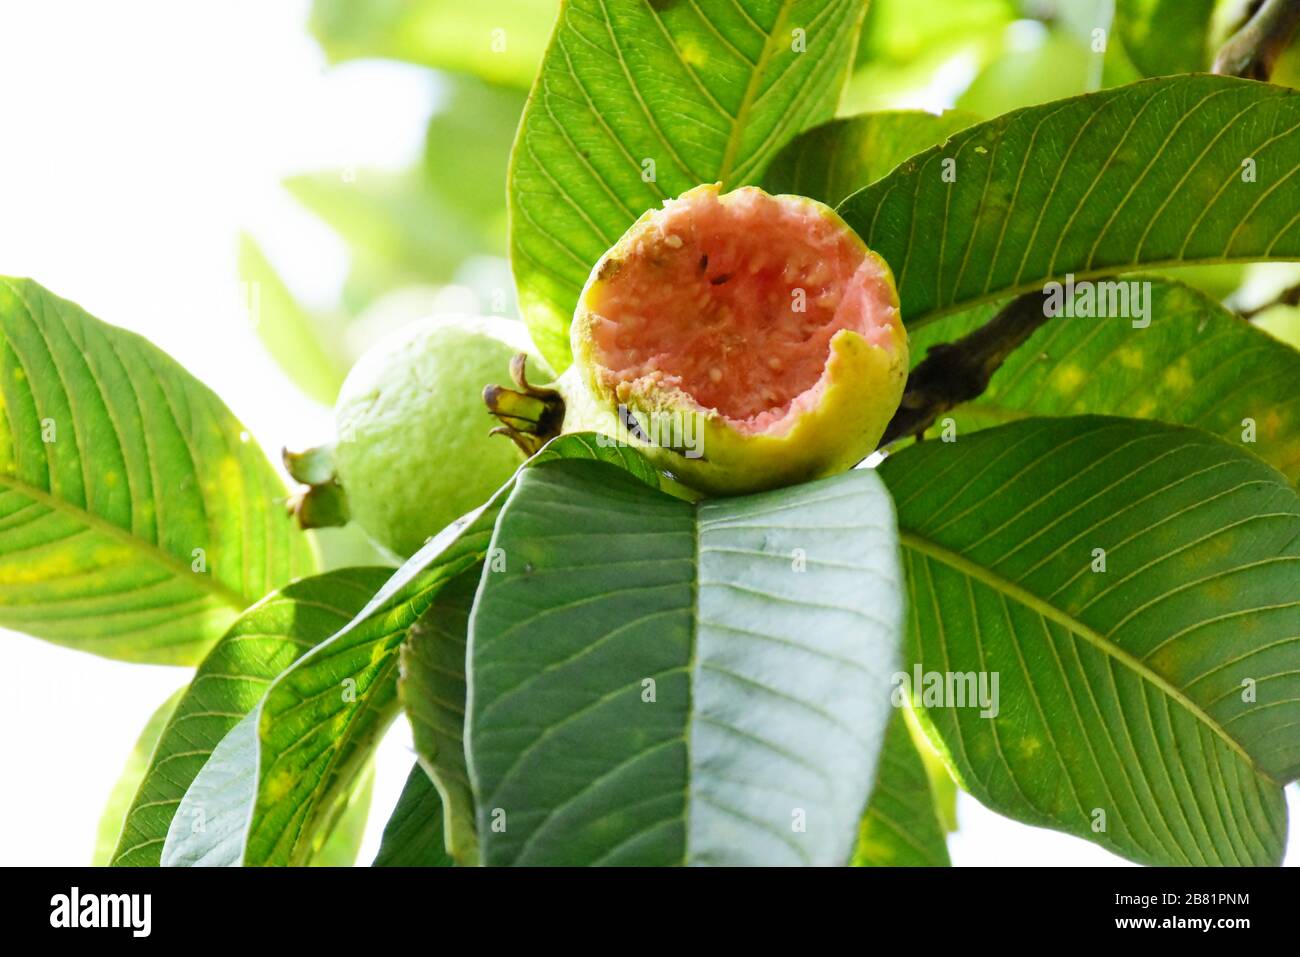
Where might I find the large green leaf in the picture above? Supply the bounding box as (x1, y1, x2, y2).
(400, 568, 479, 865)
(468, 459, 902, 866)
(93, 688, 185, 866)
(881, 416, 1299, 865)
(0, 278, 316, 663)
(851, 710, 950, 866)
(372, 763, 455, 867)
(837, 76, 1300, 330)
(310, 0, 558, 88)
(111, 568, 389, 866)
(510, 0, 870, 370)
(161, 434, 653, 866)
(761, 109, 979, 207)
(908, 279, 1300, 483)
(1114, 0, 1215, 77)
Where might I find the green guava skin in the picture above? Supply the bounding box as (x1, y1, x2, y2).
(334, 316, 550, 559)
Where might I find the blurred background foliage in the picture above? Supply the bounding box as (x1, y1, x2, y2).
(243, 0, 1300, 418)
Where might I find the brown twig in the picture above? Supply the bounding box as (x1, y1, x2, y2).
(879, 290, 1054, 447)
(1213, 0, 1300, 80)
(1238, 279, 1300, 320)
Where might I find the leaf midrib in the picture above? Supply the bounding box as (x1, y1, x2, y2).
(0, 470, 250, 611)
(716, 0, 795, 188)
(898, 527, 1279, 785)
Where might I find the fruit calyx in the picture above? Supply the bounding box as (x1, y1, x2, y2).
(283, 444, 350, 530)
(482, 353, 567, 456)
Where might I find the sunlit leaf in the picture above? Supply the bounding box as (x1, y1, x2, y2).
(310, 0, 558, 88)
(882, 416, 1299, 865)
(93, 688, 185, 866)
(763, 109, 978, 206)
(238, 234, 348, 406)
(510, 0, 870, 370)
(161, 433, 652, 866)
(838, 76, 1300, 331)
(112, 568, 389, 866)
(0, 279, 317, 664)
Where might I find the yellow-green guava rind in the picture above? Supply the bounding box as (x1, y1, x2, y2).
(569, 186, 908, 496)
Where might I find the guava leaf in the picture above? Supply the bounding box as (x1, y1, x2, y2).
(955, 28, 1096, 119)
(160, 710, 259, 867)
(238, 234, 348, 407)
(400, 568, 480, 865)
(423, 77, 529, 252)
(510, 0, 870, 371)
(93, 688, 185, 866)
(837, 76, 1300, 330)
(373, 763, 455, 867)
(309, 0, 558, 88)
(762, 109, 980, 207)
(1113, 0, 1215, 77)
(112, 567, 389, 866)
(880, 416, 1299, 866)
(841, 0, 1013, 116)
(284, 168, 481, 295)
(908, 279, 1300, 483)
(468, 460, 902, 866)
(161, 433, 653, 866)
(0, 278, 317, 664)
(310, 763, 374, 867)
(851, 710, 951, 867)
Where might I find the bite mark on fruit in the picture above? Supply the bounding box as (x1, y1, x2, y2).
(584, 185, 901, 435)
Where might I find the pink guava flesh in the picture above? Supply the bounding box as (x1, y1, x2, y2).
(586, 187, 899, 433)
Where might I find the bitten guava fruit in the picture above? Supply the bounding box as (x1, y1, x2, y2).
(287, 316, 550, 559)
(487, 184, 908, 496)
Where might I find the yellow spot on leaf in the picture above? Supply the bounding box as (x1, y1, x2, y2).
(1162, 360, 1193, 392)
(678, 38, 708, 67)
(263, 769, 295, 805)
(1260, 410, 1285, 440)
(1052, 364, 1085, 394)
(1117, 347, 1144, 370)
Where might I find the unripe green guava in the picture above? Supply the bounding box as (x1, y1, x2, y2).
(332, 315, 550, 559)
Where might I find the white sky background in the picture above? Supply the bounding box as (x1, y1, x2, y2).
(0, 0, 1294, 868)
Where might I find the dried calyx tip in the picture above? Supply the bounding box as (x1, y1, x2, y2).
(483, 352, 566, 456)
